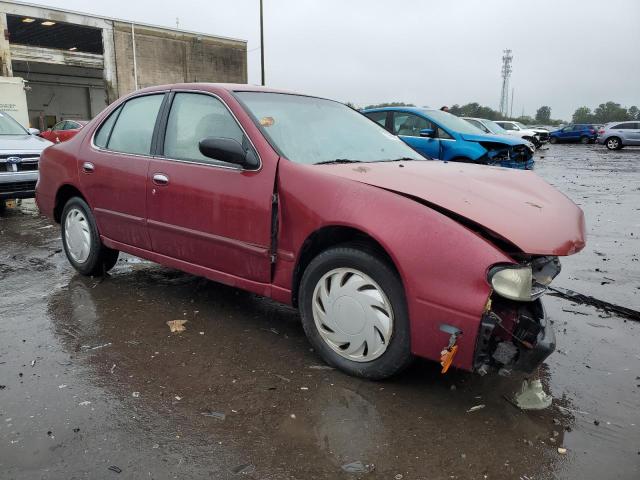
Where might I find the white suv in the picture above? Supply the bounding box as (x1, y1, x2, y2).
(495, 121, 544, 147)
(0, 111, 52, 202)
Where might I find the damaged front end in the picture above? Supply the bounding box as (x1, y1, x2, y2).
(478, 142, 535, 170)
(473, 256, 561, 375)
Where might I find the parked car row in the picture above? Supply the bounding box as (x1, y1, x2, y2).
(364, 107, 536, 169)
(32, 83, 586, 380)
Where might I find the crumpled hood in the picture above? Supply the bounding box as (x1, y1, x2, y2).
(0, 134, 52, 152)
(460, 132, 523, 146)
(318, 161, 586, 256)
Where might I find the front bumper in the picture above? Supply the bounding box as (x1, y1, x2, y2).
(513, 301, 555, 373)
(473, 298, 555, 374)
(0, 171, 39, 200)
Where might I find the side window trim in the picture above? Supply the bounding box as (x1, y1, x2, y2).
(91, 92, 167, 156)
(151, 92, 174, 156)
(103, 105, 124, 149)
(155, 89, 262, 171)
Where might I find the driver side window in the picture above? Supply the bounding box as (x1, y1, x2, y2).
(163, 93, 245, 165)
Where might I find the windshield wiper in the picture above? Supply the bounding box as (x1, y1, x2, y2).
(315, 159, 363, 165)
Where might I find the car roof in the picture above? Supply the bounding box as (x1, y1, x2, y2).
(362, 106, 436, 114)
(134, 82, 298, 96)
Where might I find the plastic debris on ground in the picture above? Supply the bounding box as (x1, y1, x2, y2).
(466, 404, 486, 413)
(341, 461, 375, 473)
(514, 379, 552, 410)
(201, 410, 226, 420)
(166, 320, 188, 333)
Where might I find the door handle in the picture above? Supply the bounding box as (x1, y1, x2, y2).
(82, 162, 95, 173)
(152, 173, 169, 186)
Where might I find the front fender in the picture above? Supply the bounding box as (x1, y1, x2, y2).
(441, 140, 486, 162)
(273, 160, 514, 370)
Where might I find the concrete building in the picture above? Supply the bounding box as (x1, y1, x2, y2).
(0, 1, 247, 129)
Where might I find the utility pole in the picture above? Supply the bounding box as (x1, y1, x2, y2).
(510, 88, 514, 118)
(260, 0, 265, 86)
(499, 49, 512, 116)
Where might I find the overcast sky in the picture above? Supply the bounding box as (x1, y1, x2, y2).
(34, 0, 640, 120)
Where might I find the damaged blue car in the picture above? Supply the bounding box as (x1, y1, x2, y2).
(362, 107, 535, 169)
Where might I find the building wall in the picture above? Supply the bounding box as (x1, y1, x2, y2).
(113, 23, 247, 97)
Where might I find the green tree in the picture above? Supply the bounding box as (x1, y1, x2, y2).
(592, 102, 630, 123)
(535, 106, 551, 123)
(627, 105, 639, 120)
(572, 106, 593, 124)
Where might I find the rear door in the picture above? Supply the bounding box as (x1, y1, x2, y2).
(79, 93, 167, 250)
(391, 112, 439, 158)
(145, 91, 275, 282)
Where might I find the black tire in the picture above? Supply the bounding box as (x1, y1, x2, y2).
(61, 197, 119, 276)
(580, 136, 590, 145)
(549, 136, 558, 144)
(299, 246, 413, 379)
(605, 137, 622, 150)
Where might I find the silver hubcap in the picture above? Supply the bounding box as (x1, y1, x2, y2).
(608, 139, 618, 148)
(312, 268, 393, 362)
(64, 208, 91, 264)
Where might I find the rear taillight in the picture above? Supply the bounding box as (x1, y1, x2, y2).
(598, 129, 605, 134)
(589, 128, 595, 133)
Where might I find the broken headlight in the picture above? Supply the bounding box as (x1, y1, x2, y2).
(489, 265, 533, 301)
(489, 257, 561, 302)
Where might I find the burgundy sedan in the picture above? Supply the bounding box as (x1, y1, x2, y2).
(35, 84, 586, 379)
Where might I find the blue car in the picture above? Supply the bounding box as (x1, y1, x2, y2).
(549, 124, 598, 144)
(362, 107, 535, 169)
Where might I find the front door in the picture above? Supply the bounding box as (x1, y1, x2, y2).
(79, 93, 166, 250)
(146, 91, 276, 283)
(391, 111, 440, 158)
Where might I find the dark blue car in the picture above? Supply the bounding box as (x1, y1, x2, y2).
(549, 124, 598, 144)
(362, 107, 534, 169)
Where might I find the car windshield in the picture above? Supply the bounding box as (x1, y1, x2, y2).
(483, 120, 508, 134)
(0, 111, 28, 135)
(514, 122, 528, 129)
(235, 92, 424, 165)
(420, 109, 481, 134)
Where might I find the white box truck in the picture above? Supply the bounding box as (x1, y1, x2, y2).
(0, 76, 29, 128)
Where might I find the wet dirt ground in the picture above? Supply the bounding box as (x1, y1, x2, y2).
(1, 144, 638, 479)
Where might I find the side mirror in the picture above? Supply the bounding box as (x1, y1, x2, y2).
(28, 128, 41, 135)
(419, 128, 435, 138)
(198, 137, 258, 169)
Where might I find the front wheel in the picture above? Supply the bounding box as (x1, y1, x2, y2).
(299, 246, 413, 379)
(61, 197, 119, 276)
(605, 137, 622, 150)
(549, 136, 558, 144)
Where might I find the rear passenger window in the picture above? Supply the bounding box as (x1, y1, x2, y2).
(105, 95, 164, 155)
(163, 93, 244, 164)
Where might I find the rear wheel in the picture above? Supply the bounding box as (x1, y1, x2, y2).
(549, 136, 558, 144)
(580, 136, 590, 145)
(299, 246, 413, 379)
(605, 137, 622, 150)
(61, 197, 119, 276)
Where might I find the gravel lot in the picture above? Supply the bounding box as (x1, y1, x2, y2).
(0, 143, 638, 479)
